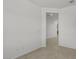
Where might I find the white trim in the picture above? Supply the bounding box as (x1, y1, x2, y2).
(0, 0, 3, 59)
(13, 47, 41, 59)
(41, 8, 46, 47)
(41, 8, 60, 47)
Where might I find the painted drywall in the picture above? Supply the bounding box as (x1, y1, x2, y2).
(46, 13, 58, 39)
(3, 0, 42, 59)
(59, 5, 76, 49)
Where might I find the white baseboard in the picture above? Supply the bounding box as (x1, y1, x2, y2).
(13, 47, 42, 59)
(59, 43, 76, 49)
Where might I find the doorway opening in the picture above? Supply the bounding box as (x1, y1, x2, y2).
(46, 12, 59, 48)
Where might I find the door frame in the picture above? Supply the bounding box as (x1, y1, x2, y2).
(42, 8, 60, 47)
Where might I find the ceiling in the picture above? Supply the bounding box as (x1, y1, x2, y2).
(29, 0, 76, 8)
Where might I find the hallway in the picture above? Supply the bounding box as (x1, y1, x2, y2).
(17, 38, 76, 59)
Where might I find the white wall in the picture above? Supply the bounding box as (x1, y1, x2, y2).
(3, 0, 42, 59)
(59, 5, 76, 49)
(46, 13, 58, 39)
